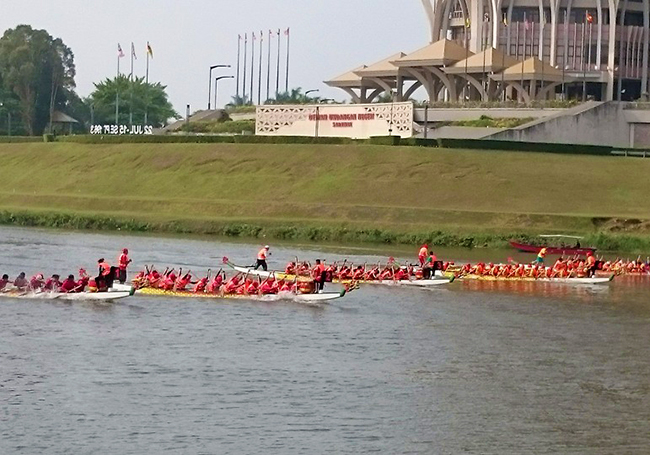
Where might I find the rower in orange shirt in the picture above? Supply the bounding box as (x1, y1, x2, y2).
(254, 245, 270, 271)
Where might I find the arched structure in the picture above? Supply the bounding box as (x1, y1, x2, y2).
(422, 0, 650, 100)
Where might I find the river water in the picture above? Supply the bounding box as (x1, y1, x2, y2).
(1, 226, 649, 454)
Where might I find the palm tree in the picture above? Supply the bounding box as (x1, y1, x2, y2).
(266, 87, 320, 105)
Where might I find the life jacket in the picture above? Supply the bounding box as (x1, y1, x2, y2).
(99, 262, 112, 276)
(118, 253, 129, 270)
(208, 275, 224, 293)
(193, 278, 208, 293)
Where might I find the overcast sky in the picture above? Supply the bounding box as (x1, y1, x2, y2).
(1, 0, 430, 115)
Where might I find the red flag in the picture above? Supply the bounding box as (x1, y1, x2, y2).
(284, 27, 290, 36)
(117, 43, 125, 58)
(586, 12, 594, 24)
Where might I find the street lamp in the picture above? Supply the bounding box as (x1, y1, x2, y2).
(0, 102, 10, 136)
(315, 98, 334, 138)
(208, 64, 231, 110)
(214, 75, 234, 109)
(305, 89, 319, 98)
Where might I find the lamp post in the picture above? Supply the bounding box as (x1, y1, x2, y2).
(208, 64, 231, 110)
(388, 89, 396, 136)
(315, 98, 334, 138)
(214, 75, 234, 109)
(0, 102, 10, 136)
(423, 102, 429, 139)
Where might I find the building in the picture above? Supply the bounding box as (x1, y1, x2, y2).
(327, 0, 650, 103)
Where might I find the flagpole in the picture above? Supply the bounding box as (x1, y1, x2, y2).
(116, 44, 120, 125)
(521, 14, 526, 103)
(266, 30, 272, 102)
(276, 29, 281, 97)
(250, 32, 255, 104)
(285, 28, 290, 92)
(258, 31, 263, 105)
(236, 35, 241, 99)
(243, 34, 248, 103)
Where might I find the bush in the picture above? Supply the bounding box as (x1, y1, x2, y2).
(0, 136, 43, 143)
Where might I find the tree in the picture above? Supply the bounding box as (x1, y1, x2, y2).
(89, 75, 178, 127)
(266, 87, 320, 105)
(0, 25, 76, 135)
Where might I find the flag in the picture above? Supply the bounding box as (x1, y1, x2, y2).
(131, 42, 137, 60)
(252, 32, 256, 41)
(284, 27, 290, 36)
(277, 28, 281, 37)
(524, 14, 530, 30)
(503, 13, 508, 27)
(465, 18, 470, 29)
(118, 43, 124, 58)
(147, 41, 153, 58)
(269, 29, 274, 37)
(260, 30, 263, 42)
(586, 12, 594, 24)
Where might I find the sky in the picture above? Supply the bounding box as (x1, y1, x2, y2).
(1, 0, 430, 116)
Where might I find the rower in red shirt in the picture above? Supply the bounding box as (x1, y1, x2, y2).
(118, 248, 132, 284)
(311, 259, 326, 292)
(30, 273, 45, 291)
(44, 274, 62, 291)
(60, 275, 78, 293)
(0, 274, 9, 290)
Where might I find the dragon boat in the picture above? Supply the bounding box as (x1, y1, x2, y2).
(113, 284, 346, 303)
(443, 271, 613, 285)
(225, 261, 453, 287)
(0, 288, 133, 301)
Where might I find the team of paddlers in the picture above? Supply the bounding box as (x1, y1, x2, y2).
(2, 243, 649, 297)
(0, 249, 132, 293)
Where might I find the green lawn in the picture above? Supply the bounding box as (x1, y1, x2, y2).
(0, 142, 649, 236)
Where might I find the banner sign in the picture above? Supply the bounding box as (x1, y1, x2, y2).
(256, 102, 413, 139)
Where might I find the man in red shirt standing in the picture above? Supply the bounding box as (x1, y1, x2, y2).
(118, 248, 132, 284)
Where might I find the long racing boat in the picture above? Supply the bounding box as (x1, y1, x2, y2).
(0, 288, 133, 301)
(226, 262, 453, 287)
(444, 272, 613, 285)
(114, 285, 346, 303)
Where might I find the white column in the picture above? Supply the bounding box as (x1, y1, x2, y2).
(606, 0, 620, 101)
(642, 0, 649, 94)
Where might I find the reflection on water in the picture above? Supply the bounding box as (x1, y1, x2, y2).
(1, 226, 650, 454)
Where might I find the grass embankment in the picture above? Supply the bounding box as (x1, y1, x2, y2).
(0, 142, 649, 251)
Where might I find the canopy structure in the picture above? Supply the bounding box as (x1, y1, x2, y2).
(326, 39, 578, 104)
(491, 57, 573, 102)
(391, 40, 473, 101)
(444, 48, 521, 101)
(50, 111, 79, 135)
(325, 65, 387, 103)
